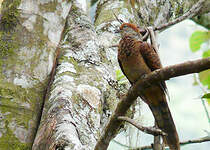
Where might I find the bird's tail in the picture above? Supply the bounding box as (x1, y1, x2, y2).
(142, 85, 180, 150)
(149, 100, 180, 150)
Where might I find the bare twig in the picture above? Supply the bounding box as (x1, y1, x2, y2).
(112, 140, 132, 149)
(94, 57, 210, 150)
(180, 136, 210, 145)
(153, 0, 206, 31)
(148, 27, 158, 52)
(153, 123, 164, 150)
(133, 136, 210, 150)
(118, 116, 166, 136)
(195, 74, 210, 125)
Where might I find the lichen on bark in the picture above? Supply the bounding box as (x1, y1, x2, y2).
(0, 0, 72, 149)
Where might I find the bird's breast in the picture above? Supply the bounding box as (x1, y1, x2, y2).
(118, 38, 151, 83)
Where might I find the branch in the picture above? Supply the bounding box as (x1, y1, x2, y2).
(94, 57, 210, 150)
(153, 123, 164, 150)
(153, 0, 206, 31)
(195, 74, 210, 125)
(118, 116, 166, 136)
(135, 136, 210, 150)
(180, 136, 210, 145)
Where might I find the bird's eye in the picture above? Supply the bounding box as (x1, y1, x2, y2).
(123, 25, 128, 28)
(120, 24, 129, 30)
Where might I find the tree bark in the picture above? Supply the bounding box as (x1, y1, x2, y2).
(32, 1, 120, 150)
(0, 0, 71, 149)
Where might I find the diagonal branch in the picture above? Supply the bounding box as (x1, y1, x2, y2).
(118, 116, 166, 136)
(135, 136, 210, 150)
(153, 0, 206, 31)
(94, 57, 210, 150)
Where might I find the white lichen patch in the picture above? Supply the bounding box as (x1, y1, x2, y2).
(105, 47, 118, 63)
(18, 46, 36, 60)
(89, 112, 100, 131)
(97, 32, 115, 47)
(59, 0, 72, 19)
(14, 75, 33, 88)
(18, 0, 39, 14)
(33, 61, 49, 82)
(83, 40, 100, 62)
(104, 1, 122, 10)
(21, 102, 30, 109)
(43, 12, 63, 46)
(39, 0, 52, 4)
(76, 84, 101, 109)
(154, 2, 170, 26)
(66, 40, 100, 64)
(49, 85, 73, 103)
(119, 8, 134, 22)
(47, 51, 54, 75)
(14, 126, 28, 143)
(8, 120, 28, 143)
(56, 120, 84, 149)
(75, 0, 87, 13)
(54, 75, 75, 85)
(57, 62, 77, 74)
(22, 15, 37, 32)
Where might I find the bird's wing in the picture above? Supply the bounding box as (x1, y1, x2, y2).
(138, 41, 169, 99)
(118, 58, 133, 84)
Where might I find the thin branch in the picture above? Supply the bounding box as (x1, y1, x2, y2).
(112, 140, 132, 149)
(133, 136, 210, 150)
(180, 136, 210, 145)
(195, 74, 210, 125)
(153, 0, 206, 31)
(118, 116, 166, 136)
(94, 57, 210, 150)
(153, 123, 164, 150)
(112, 136, 210, 150)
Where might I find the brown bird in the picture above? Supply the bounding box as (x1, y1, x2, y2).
(117, 23, 180, 150)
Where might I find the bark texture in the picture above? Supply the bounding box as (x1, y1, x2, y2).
(32, 1, 121, 150)
(0, 0, 71, 149)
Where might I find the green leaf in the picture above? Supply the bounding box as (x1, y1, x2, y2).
(202, 93, 210, 105)
(202, 93, 210, 99)
(116, 69, 126, 81)
(202, 49, 210, 58)
(199, 69, 210, 89)
(189, 31, 210, 52)
(116, 69, 128, 84)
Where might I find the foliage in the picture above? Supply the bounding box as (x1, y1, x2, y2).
(202, 93, 210, 105)
(116, 69, 128, 85)
(189, 30, 210, 105)
(189, 31, 210, 52)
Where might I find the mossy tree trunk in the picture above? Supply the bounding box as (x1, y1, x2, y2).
(0, 0, 71, 149)
(0, 0, 209, 150)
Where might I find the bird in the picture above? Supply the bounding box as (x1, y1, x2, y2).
(117, 23, 180, 150)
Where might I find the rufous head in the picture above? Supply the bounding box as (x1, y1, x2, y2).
(119, 23, 144, 39)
